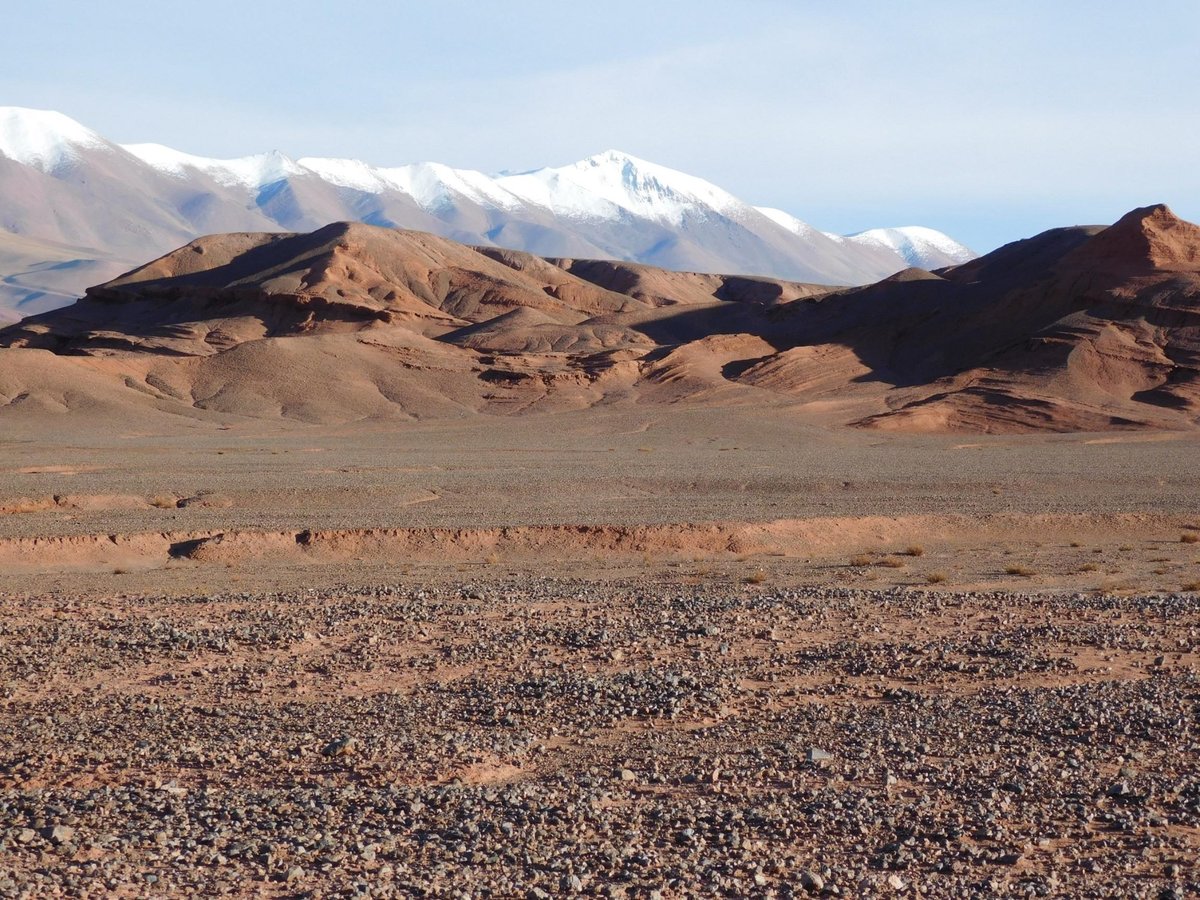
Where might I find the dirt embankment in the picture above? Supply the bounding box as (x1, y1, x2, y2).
(0, 512, 1186, 575)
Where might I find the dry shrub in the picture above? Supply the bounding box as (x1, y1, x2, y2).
(1079, 563, 1100, 572)
(904, 545, 925, 557)
(878, 557, 906, 569)
(1182, 581, 1200, 592)
(926, 572, 948, 584)
(745, 570, 767, 585)
(1005, 565, 1036, 577)
(1181, 533, 1200, 544)
(849, 554, 873, 567)
(150, 495, 179, 509)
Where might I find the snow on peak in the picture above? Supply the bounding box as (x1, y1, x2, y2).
(0, 105, 981, 283)
(296, 157, 522, 211)
(847, 226, 974, 267)
(294, 156, 388, 193)
(754, 207, 821, 238)
(497, 150, 744, 224)
(0, 106, 111, 172)
(122, 142, 305, 189)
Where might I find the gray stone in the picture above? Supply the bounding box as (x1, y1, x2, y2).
(800, 869, 825, 892)
(321, 736, 358, 758)
(47, 825, 75, 845)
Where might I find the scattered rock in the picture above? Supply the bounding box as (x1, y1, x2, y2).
(0, 578, 1194, 899)
(799, 869, 825, 892)
(321, 736, 358, 758)
(45, 825, 74, 845)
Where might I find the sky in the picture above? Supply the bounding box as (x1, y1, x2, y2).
(4, 0, 1199, 251)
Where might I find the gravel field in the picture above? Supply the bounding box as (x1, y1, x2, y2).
(1, 577, 1197, 898)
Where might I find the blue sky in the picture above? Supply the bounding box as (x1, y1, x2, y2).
(5, 0, 1199, 251)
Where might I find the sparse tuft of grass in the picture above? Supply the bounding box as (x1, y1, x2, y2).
(1118, 545, 1134, 552)
(1181, 532, 1200, 544)
(150, 495, 179, 509)
(112, 567, 129, 575)
(904, 545, 925, 557)
(1070, 541, 1083, 548)
(926, 572, 948, 584)
(745, 570, 767, 585)
(878, 557, 906, 569)
(485, 552, 501, 565)
(849, 554, 873, 568)
(1181, 581, 1200, 592)
(1005, 565, 1036, 577)
(1079, 563, 1100, 572)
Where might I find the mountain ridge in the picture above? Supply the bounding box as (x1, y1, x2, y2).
(0, 106, 973, 320)
(2, 205, 1198, 434)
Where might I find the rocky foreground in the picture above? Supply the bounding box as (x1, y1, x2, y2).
(0, 578, 1197, 898)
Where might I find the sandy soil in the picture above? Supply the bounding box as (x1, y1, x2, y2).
(1, 407, 1198, 595)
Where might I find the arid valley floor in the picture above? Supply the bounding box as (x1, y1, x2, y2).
(1, 408, 1198, 898)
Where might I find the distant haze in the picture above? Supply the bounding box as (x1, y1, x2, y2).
(4, 0, 1199, 251)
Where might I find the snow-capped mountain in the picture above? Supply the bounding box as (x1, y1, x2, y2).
(0, 106, 974, 319)
(840, 226, 975, 270)
(0, 107, 112, 172)
(497, 149, 745, 225)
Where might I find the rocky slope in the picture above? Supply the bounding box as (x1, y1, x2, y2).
(1, 206, 1197, 433)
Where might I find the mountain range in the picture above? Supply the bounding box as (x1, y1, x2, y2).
(0, 106, 972, 322)
(2, 203, 1197, 433)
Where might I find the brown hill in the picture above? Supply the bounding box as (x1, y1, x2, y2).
(0, 224, 646, 356)
(748, 204, 1200, 432)
(2, 208, 1200, 432)
(1062, 204, 1200, 274)
(0, 223, 821, 424)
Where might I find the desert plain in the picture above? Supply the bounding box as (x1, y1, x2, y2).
(0, 406, 1198, 899)
(1, 207, 1200, 898)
